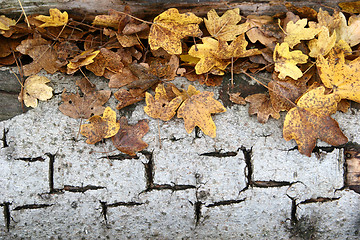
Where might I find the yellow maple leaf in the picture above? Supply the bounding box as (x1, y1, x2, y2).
(188, 37, 230, 75)
(273, 42, 308, 80)
(204, 8, 250, 41)
(284, 18, 321, 48)
(144, 83, 183, 121)
(19, 75, 53, 108)
(308, 26, 336, 58)
(35, 8, 68, 28)
(317, 49, 360, 103)
(283, 86, 347, 157)
(177, 85, 226, 138)
(80, 107, 120, 144)
(148, 8, 202, 55)
(67, 50, 100, 74)
(0, 15, 16, 31)
(215, 34, 262, 59)
(336, 12, 360, 47)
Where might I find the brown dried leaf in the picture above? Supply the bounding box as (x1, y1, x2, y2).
(114, 88, 145, 110)
(86, 48, 124, 76)
(107, 67, 138, 88)
(229, 92, 246, 105)
(149, 55, 179, 80)
(245, 93, 280, 123)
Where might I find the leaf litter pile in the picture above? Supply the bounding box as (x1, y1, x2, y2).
(2, 2, 360, 157)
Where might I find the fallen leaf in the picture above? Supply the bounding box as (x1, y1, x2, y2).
(336, 12, 360, 47)
(59, 78, 111, 119)
(317, 49, 360, 102)
(337, 99, 350, 113)
(177, 85, 226, 138)
(188, 37, 230, 75)
(144, 83, 183, 121)
(0, 36, 21, 58)
(54, 41, 80, 62)
(215, 34, 262, 59)
(245, 15, 278, 49)
(16, 38, 66, 76)
(86, 48, 124, 76)
(112, 117, 149, 156)
(339, 1, 360, 14)
(114, 88, 145, 110)
(35, 8, 68, 28)
(148, 55, 179, 80)
(204, 8, 250, 41)
(283, 86, 347, 157)
(273, 42, 308, 80)
(67, 49, 100, 74)
(0, 15, 16, 32)
(20, 75, 53, 108)
(92, 9, 126, 29)
(308, 26, 336, 58)
(315, 8, 341, 34)
(284, 3, 317, 21)
(149, 8, 202, 55)
(245, 93, 280, 123)
(107, 67, 138, 88)
(80, 107, 120, 144)
(125, 62, 160, 90)
(284, 18, 321, 48)
(229, 92, 246, 105)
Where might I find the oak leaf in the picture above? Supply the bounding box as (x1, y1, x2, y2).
(283, 86, 347, 157)
(149, 8, 202, 55)
(308, 26, 336, 58)
(245, 93, 280, 123)
(317, 49, 360, 102)
(284, 19, 321, 48)
(35, 8, 68, 28)
(273, 42, 308, 80)
(144, 83, 183, 121)
(177, 85, 226, 138)
(188, 37, 230, 75)
(59, 78, 111, 119)
(112, 117, 149, 156)
(16, 38, 66, 76)
(80, 107, 120, 144)
(20, 75, 53, 108)
(204, 8, 250, 41)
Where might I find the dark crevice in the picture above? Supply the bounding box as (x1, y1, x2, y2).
(14, 156, 45, 162)
(1, 128, 9, 148)
(1, 202, 11, 232)
(290, 198, 298, 225)
(240, 146, 253, 191)
(312, 146, 336, 154)
(151, 184, 196, 191)
(344, 142, 360, 194)
(299, 197, 340, 205)
(194, 201, 202, 226)
(100, 153, 139, 160)
(13, 203, 53, 211)
(107, 201, 144, 207)
(169, 136, 183, 142)
(142, 150, 154, 191)
(47, 153, 56, 194)
(252, 180, 292, 188)
(200, 150, 238, 158)
(63, 185, 106, 193)
(195, 126, 201, 138)
(99, 201, 108, 224)
(206, 198, 245, 208)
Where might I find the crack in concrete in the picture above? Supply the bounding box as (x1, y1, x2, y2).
(205, 198, 246, 208)
(194, 201, 202, 226)
(107, 201, 144, 207)
(252, 181, 292, 188)
(1, 128, 8, 148)
(199, 150, 238, 158)
(100, 153, 139, 160)
(63, 185, 106, 193)
(47, 153, 56, 194)
(240, 146, 253, 192)
(299, 197, 340, 205)
(14, 156, 45, 162)
(13, 203, 53, 211)
(1, 202, 11, 232)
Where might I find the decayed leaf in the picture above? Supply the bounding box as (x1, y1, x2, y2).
(204, 8, 250, 41)
(80, 107, 120, 144)
(108, 67, 138, 88)
(16, 38, 66, 76)
(188, 37, 230, 75)
(273, 42, 308, 80)
(148, 55, 179, 81)
(339, 1, 360, 13)
(308, 26, 336, 58)
(86, 48, 124, 76)
(0, 15, 16, 31)
(92, 9, 126, 29)
(284, 3, 317, 21)
(177, 85, 226, 138)
(20, 75, 53, 108)
(144, 83, 183, 121)
(336, 12, 360, 47)
(114, 88, 145, 110)
(215, 34, 262, 59)
(245, 93, 280, 123)
(317, 49, 360, 102)
(283, 86, 347, 157)
(35, 8, 68, 28)
(149, 8, 202, 55)
(112, 117, 149, 156)
(59, 78, 111, 119)
(245, 15, 278, 49)
(67, 49, 100, 74)
(229, 92, 246, 105)
(284, 19, 321, 48)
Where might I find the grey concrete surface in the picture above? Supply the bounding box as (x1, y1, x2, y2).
(0, 67, 359, 239)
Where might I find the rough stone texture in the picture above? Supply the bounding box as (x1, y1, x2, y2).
(0, 67, 359, 239)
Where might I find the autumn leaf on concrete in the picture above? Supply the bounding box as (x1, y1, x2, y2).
(108, 67, 138, 88)
(149, 8, 202, 55)
(188, 37, 230, 75)
(336, 12, 360, 47)
(308, 26, 336, 58)
(0, 15, 16, 32)
(245, 93, 280, 123)
(273, 42, 308, 80)
(144, 83, 183, 121)
(19, 75, 53, 108)
(177, 85, 226, 138)
(80, 107, 120, 144)
(284, 19, 321, 48)
(86, 48, 124, 76)
(35, 8, 68, 28)
(215, 34, 262, 59)
(283, 86, 347, 157)
(16, 38, 66, 76)
(59, 78, 111, 119)
(229, 92, 246, 105)
(204, 8, 250, 41)
(114, 88, 145, 110)
(112, 117, 149, 156)
(67, 49, 100, 74)
(317, 49, 360, 102)
(148, 55, 179, 81)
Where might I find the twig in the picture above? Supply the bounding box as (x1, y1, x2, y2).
(17, 0, 30, 28)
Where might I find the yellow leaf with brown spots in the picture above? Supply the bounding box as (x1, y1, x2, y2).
(284, 18, 321, 48)
(283, 86, 347, 157)
(215, 34, 262, 59)
(67, 50, 100, 74)
(308, 26, 336, 58)
(177, 85, 226, 138)
(80, 107, 120, 144)
(149, 8, 202, 55)
(35, 8, 68, 28)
